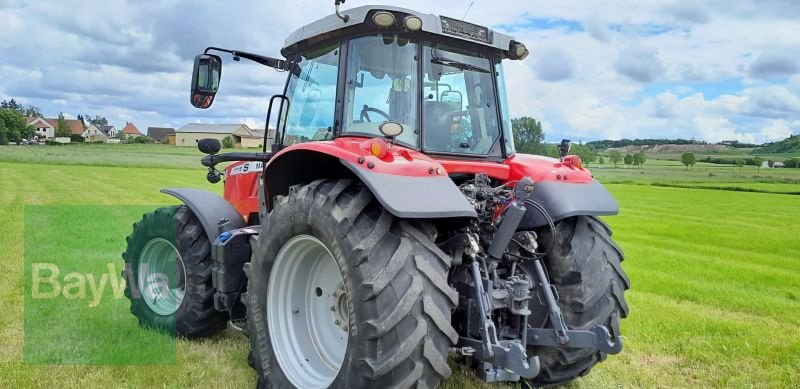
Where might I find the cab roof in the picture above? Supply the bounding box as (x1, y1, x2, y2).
(282, 5, 516, 58)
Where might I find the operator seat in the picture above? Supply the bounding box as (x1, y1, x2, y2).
(423, 101, 455, 151)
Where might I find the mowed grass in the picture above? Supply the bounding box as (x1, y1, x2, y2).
(1, 145, 800, 388)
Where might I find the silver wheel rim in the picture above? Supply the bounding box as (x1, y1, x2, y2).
(138, 238, 186, 316)
(267, 235, 348, 389)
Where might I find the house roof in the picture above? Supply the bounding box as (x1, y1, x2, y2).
(147, 127, 176, 141)
(38, 117, 84, 135)
(121, 122, 142, 135)
(99, 125, 115, 135)
(177, 123, 250, 134)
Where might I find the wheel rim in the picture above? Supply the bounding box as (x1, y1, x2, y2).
(138, 238, 186, 316)
(267, 235, 348, 389)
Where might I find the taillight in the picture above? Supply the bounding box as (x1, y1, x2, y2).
(360, 139, 389, 158)
(563, 155, 583, 169)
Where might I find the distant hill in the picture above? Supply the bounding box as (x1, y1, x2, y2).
(586, 138, 699, 149)
(608, 144, 733, 154)
(756, 135, 800, 154)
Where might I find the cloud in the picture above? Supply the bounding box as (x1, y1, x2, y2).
(582, 16, 611, 42)
(760, 119, 794, 143)
(1, 0, 799, 144)
(533, 48, 576, 81)
(614, 45, 665, 82)
(663, 1, 711, 24)
(747, 52, 799, 79)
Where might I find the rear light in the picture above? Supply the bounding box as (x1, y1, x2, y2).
(361, 139, 389, 158)
(563, 155, 583, 169)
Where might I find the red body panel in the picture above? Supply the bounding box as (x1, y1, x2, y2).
(222, 137, 592, 220)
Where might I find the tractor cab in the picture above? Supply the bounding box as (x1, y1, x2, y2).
(193, 5, 528, 161)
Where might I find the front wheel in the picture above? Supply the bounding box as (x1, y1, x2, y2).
(525, 216, 630, 386)
(245, 179, 458, 388)
(122, 206, 228, 338)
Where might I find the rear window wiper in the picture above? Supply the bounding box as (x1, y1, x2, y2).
(431, 57, 490, 73)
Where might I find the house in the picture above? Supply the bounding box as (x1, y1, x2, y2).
(773, 162, 785, 168)
(81, 124, 120, 142)
(176, 123, 272, 149)
(121, 122, 143, 138)
(147, 127, 176, 143)
(26, 117, 84, 138)
(82, 124, 108, 142)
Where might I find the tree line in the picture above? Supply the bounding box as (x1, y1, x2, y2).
(512, 117, 646, 168)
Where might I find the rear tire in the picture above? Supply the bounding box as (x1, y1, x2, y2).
(245, 179, 458, 388)
(122, 206, 228, 338)
(525, 216, 630, 386)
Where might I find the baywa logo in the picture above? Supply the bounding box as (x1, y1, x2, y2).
(30, 262, 174, 307)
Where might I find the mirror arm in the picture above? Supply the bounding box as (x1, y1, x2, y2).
(201, 152, 273, 168)
(204, 47, 287, 70)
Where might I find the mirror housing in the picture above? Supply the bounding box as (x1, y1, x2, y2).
(559, 139, 571, 161)
(191, 54, 222, 109)
(198, 138, 222, 155)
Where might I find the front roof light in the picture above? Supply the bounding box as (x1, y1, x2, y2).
(510, 41, 530, 60)
(404, 15, 423, 31)
(372, 11, 396, 28)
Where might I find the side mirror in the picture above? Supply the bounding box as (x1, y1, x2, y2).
(559, 139, 571, 160)
(191, 54, 222, 109)
(198, 138, 222, 155)
(441, 90, 463, 110)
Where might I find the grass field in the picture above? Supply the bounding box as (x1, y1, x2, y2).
(1, 144, 799, 388)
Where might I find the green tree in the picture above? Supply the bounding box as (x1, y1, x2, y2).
(22, 105, 43, 118)
(0, 118, 7, 145)
(608, 150, 622, 167)
(0, 108, 31, 143)
(681, 152, 696, 170)
(768, 160, 774, 168)
(598, 156, 605, 165)
(89, 115, 108, 127)
(635, 150, 646, 168)
(0, 99, 22, 110)
(222, 135, 234, 149)
(570, 143, 597, 166)
(623, 153, 633, 167)
(753, 156, 764, 171)
(117, 130, 126, 142)
(511, 116, 545, 155)
(735, 158, 745, 171)
(55, 113, 71, 137)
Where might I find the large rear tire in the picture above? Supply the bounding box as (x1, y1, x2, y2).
(245, 179, 458, 389)
(122, 205, 228, 338)
(525, 216, 630, 386)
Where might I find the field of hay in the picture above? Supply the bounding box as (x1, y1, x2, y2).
(1, 144, 799, 388)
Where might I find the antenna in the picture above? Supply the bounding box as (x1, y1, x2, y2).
(462, 1, 474, 19)
(335, 0, 349, 23)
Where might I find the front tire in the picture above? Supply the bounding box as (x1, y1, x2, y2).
(526, 216, 630, 386)
(122, 206, 228, 338)
(245, 179, 458, 388)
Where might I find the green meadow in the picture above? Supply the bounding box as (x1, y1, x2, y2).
(1, 144, 799, 388)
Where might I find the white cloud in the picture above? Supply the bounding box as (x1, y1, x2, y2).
(614, 45, 665, 82)
(533, 48, 576, 81)
(0, 0, 799, 144)
(760, 119, 794, 143)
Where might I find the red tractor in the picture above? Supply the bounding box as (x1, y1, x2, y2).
(123, 3, 628, 388)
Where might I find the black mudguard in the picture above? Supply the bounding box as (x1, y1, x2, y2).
(161, 188, 246, 241)
(518, 180, 619, 229)
(342, 161, 477, 219)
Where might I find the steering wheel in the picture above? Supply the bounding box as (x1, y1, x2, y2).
(359, 105, 391, 123)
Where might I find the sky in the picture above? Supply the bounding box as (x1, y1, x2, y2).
(1, 0, 799, 144)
